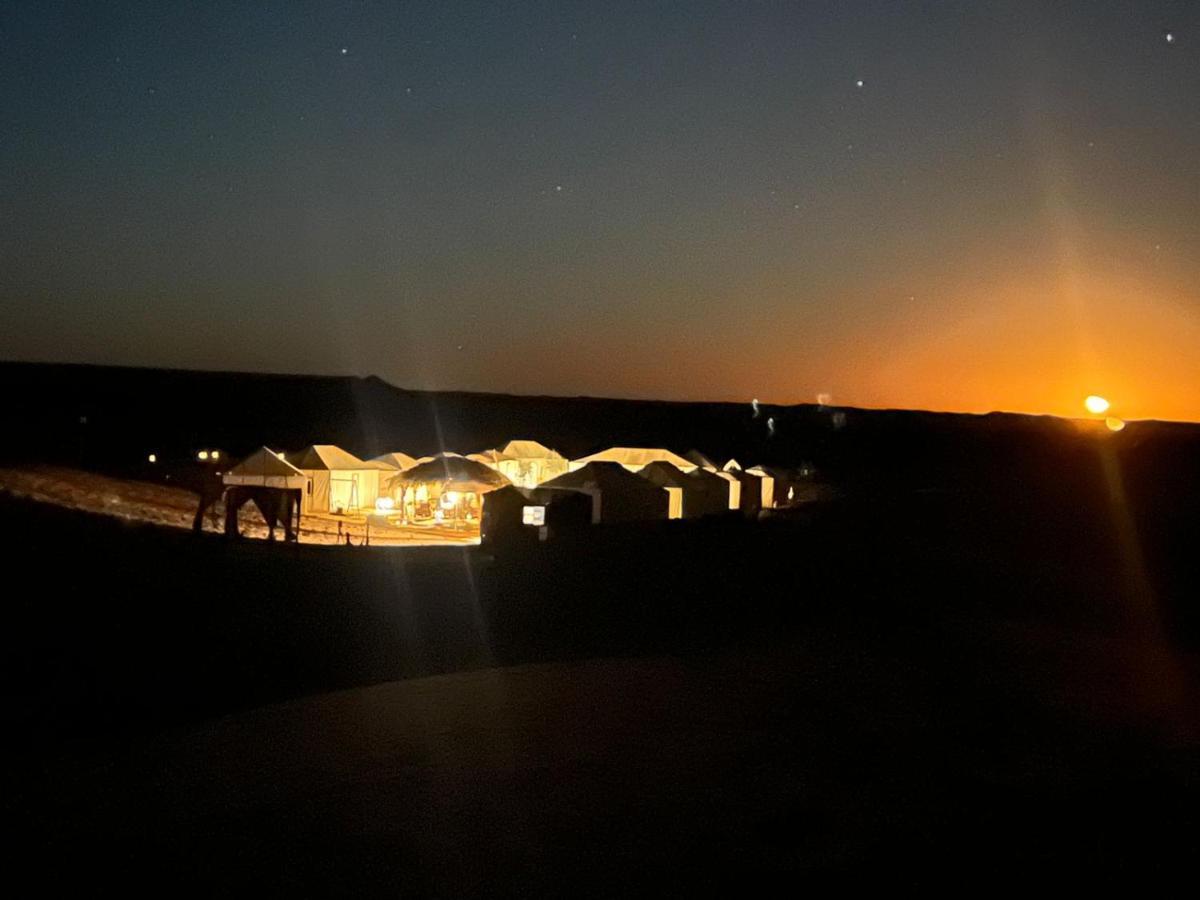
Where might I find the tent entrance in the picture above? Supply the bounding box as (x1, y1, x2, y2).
(330, 474, 359, 513)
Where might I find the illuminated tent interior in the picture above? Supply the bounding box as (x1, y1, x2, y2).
(568, 447, 698, 474)
(289, 444, 381, 514)
(386, 453, 511, 525)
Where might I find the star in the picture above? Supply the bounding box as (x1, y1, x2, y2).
(340, 47, 348, 55)
(1165, 32, 1175, 44)
(855, 79, 864, 88)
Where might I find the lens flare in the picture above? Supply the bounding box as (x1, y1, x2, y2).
(1105, 416, 1125, 432)
(1084, 395, 1110, 415)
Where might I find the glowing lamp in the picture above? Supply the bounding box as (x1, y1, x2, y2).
(1084, 395, 1110, 415)
(197, 450, 209, 461)
(211, 450, 220, 461)
(522, 505, 546, 526)
(375, 497, 395, 511)
(147, 453, 157, 464)
(442, 491, 460, 508)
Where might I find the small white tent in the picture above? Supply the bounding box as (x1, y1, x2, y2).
(223, 447, 308, 490)
(481, 440, 570, 487)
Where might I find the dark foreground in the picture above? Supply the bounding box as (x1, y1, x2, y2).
(5, 463, 1200, 889)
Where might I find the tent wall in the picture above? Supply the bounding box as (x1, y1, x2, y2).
(305, 470, 331, 513)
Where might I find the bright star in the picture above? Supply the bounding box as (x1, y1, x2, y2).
(855, 79, 864, 88)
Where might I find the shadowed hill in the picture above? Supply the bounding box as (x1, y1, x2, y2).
(3, 363, 1199, 494)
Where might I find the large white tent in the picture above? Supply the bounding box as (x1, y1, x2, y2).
(289, 444, 381, 514)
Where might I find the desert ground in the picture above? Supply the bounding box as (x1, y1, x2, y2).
(0, 465, 478, 545)
(5, 467, 1200, 890)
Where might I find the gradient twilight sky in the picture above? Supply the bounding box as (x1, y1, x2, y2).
(2, 1, 1198, 420)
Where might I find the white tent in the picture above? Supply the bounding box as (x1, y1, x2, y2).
(223, 447, 308, 490)
(568, 447, 697, 474)
(475, 439, 570, 487)
(290, 444, 381, 514)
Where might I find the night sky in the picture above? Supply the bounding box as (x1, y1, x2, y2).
(2, 1, 1198, 420)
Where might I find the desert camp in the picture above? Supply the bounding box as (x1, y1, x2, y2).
(203, 436, 813, 545)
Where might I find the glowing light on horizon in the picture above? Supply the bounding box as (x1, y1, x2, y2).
(1084, 395, 1110, 415)
(1106, 417, 1126, 432)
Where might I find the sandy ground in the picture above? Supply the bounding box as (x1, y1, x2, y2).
(0, 465, 478, 546)
(21, 624, 1200, 892)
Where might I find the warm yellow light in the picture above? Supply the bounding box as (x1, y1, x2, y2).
(197, 450, 209, 461)
(1105, 416, 1125, 432)
(147, 453, 157, 463)
(211, 450, 220, 461)
(1084, 395, 1110, 415)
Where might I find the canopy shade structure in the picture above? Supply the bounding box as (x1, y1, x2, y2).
(372, 452, 418, 471)
(387, 454, 512, 494)
(223, 446, 308, 490)
(569, 447, 697, 473)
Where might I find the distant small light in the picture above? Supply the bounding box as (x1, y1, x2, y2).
(277, 452, 286, 460)
(148, 453, 157, 464)
(1106, 417, 1126, 432)
(1165, 32, 1175, 44)
(198, 450, 209, 461)
(211, 450, 220, 461)
(341, 47, 348, 54)
(855, 79, 864, 88)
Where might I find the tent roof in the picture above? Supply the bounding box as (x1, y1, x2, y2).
(468, 450, 512, 465)
(685, 450, 719, 469)
(637, 460, 697, 489)
(571, 447, 696, 471)
(290, 444, 367, 471)
(500, 439, 565, 460)
(371, 452, 419, 470)
(228, 446, 306, 478)
(388, 454, 511, 492)
(543, 461, 663, 493)
(224, 446, 308, 489)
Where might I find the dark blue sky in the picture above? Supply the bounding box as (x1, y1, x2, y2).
(2, 1, 1198, 418)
